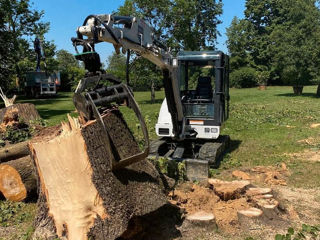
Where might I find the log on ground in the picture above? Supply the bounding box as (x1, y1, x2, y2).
(0, 141, 30, 163)
(0, 156, 37, 201)
(30, 110, 168, 240)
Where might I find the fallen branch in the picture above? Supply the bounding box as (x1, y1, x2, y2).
(0, 87, 16, 108)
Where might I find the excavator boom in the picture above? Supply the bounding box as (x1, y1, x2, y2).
(72, 14, 184, 138)
(77, 15, 172, 69)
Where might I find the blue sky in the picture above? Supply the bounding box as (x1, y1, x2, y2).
(31, 0, 245, 63)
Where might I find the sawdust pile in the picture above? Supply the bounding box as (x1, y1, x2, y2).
(0, 108, 20, 132)
(169, 178, 287, 233)
(232, 165, 289, 186)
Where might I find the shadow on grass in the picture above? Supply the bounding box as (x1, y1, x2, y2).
(215, 138, 242, 168)
(139, 99, 164, 105)
(276, 92, 319, 98)
(38, 109, 73, 120)
(18, 98, 72, 106)
(226, 139, 242, 154)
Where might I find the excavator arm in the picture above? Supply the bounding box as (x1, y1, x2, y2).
(71, 14, 184, 170)
(72, 14, 184, 138)
(76, 15, 171, 69)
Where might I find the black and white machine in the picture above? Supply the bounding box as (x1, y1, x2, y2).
(25, 37, 61, 97)
(72, 14, 230, 179)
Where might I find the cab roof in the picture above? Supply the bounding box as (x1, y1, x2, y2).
(177, 51, 224, 61)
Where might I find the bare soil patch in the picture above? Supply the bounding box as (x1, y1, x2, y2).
(287, 149, 320, 163)
(231, 165, 289, 186)
(310, 123, 320, 128)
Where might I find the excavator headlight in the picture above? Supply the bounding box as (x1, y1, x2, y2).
(172, 58, 178, 66)
(211, 128, 218, 133)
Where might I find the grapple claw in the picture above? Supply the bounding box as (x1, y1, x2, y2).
(73, 74, 149, 170)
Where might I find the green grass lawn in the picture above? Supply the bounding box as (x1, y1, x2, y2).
(17, 86, 320, 188)
(2, 86, 320, 239)
(221, 86, 320, 188)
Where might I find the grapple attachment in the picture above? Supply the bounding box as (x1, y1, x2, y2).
(74, 73, 149, 170)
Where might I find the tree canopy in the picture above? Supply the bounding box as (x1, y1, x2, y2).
(108, 0, 223, 95)
(0, 0, 54, 90)
(118, 0, 223, 51)
(56, 50, 85, 91)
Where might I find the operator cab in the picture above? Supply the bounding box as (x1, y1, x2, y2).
(178, 51, 229, 139)
(156, 51, 229, 139)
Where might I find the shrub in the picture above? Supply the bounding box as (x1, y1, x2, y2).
(255, 70, 270, 86)
(230, 67, 257, 88)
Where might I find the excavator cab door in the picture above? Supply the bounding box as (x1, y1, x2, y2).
(177, 51, 229, 140)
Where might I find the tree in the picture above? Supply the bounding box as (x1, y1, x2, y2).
(226, 17, 252, 71)
(227, 0, 320, 94)
(116, 0, 223, 101)
(56, 50, 85, 91)
(0, 0, 54, 91)
(106, 52, 127, 81)
(270, 0, 320, 92)
(118, 0, 223, 51)
(106, 52, 162, 101)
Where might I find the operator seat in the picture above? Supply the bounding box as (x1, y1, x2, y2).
(196, 76, 213, 99)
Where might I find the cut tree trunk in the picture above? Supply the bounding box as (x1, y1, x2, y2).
(0, 103, 40, 125)
(184, 211, 217, 230)
(30, 110, 168, 240)
(0, 156, 37, 201)
(0, 141, 30, 163)
(237, 208, 263, 229)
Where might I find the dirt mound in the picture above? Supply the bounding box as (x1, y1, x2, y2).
(170, 184, 220, 214)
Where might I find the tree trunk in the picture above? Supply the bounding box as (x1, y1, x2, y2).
(0, 103, 40, 124)
(0, 156, 37, 201)
(292, 85, 303, 95)
(151, 80, 155, 104)
(317, 84, 320, 97)
(0, 141, 30, 163)
(29, 110, 168, 240)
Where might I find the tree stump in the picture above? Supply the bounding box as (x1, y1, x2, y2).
(184, 211, 217, 230)
(208, 179, 251, 201)
(246, 187, 272, 197)
(29, 110, 168, 240)
(255, 198, 280, 219)
(0, 156, 37, 201)
(0, 103, 40, 125)
(237, 208, 263, 229)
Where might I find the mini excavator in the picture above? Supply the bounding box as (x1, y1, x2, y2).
(72, 14, 230, 180)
